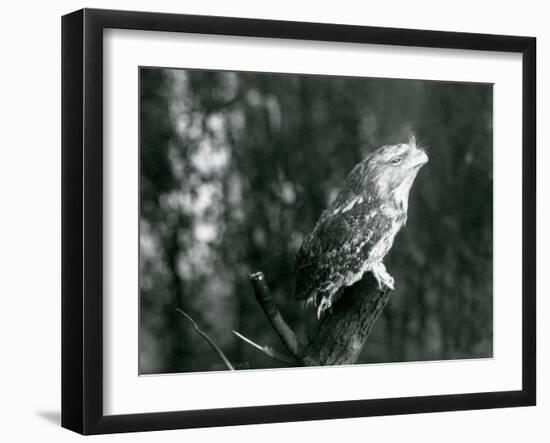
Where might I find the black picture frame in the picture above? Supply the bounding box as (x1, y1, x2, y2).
(61, 8, 536, 435)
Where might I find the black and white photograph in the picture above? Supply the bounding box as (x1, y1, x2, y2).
(139, 67, 493, 375)
(0, 1, 542, 440)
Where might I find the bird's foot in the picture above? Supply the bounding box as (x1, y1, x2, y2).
(316, 297, 332, 319)
(372, 262, 395, 291)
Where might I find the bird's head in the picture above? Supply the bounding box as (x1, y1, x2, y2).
(364, 136, 429, 207)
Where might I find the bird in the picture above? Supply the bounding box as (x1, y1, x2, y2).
(294, 137, 428, 318)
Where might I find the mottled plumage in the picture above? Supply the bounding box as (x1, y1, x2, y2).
(295, 137, 428, 317)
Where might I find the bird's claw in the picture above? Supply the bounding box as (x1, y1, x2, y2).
(372, 263, 395, 291)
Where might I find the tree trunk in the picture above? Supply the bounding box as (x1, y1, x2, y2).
(245, 271, 392, 367)
(302, 273, 391, 366)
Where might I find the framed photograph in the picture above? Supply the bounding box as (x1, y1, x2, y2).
(61, 8, 536, 435)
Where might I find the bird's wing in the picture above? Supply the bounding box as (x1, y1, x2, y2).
(294, 199, 393, 304)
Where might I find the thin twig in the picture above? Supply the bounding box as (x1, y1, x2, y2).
(232, 330, 296, 365)
(249, 272, 302, 360)
(176, 308, 235, 371)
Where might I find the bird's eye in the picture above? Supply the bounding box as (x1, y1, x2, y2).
(391, 157, 402, 165)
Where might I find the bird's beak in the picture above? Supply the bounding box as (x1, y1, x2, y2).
(410, 147, 429, 168)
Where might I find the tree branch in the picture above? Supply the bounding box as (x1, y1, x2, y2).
(232, 330, 296, 365)
(176, 308, 235, 370)
(249, 272, 302, 360)
(176, 271, 392, 370)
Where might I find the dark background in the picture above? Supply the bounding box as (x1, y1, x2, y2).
(139, 67, 493, 374)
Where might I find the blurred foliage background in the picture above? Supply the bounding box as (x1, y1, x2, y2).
(139, 67, 493, 374)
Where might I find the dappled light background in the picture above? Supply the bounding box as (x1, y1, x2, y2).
(139, 67, 492, 374)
